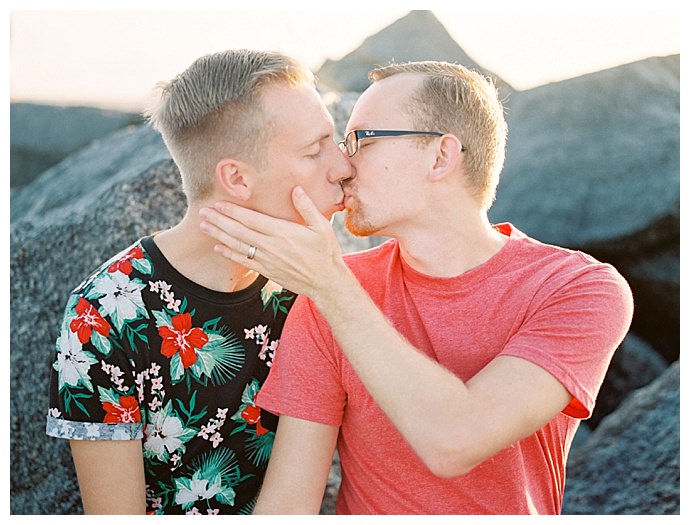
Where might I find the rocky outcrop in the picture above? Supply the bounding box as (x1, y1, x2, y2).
(10, 103, 142, 189)
(562, 362, 680, 514)
(316, 11, 511, 95)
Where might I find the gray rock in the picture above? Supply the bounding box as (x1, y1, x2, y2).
(10, 103, 142, 189)
(316, 11, 511, 95)
(562, 361, 680, 514)
(11, 123, 170, 225)
(616, 242, 679, 363)
(588, 331, 668, 429)
(490, 55, 679, 252)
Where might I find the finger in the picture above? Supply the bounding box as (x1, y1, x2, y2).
(292, 186, 327, 230)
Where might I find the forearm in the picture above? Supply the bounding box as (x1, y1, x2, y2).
(311, 263, 478, 474)
(254, 416, 338, 514)
(310, 263, 572, 477)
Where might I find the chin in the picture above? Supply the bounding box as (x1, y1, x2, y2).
(344, 213, 379, 238)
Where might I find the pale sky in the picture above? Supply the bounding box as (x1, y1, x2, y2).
(8, 0, 683, 111)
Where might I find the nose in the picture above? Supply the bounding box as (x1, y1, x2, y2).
(328, 146, 354, 184)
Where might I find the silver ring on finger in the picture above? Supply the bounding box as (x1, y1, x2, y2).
(246, 245, 257, 260)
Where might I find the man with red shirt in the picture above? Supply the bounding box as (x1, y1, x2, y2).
(201, 60, 634, 514)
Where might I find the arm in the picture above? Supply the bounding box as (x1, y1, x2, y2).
(254, 416, 338, 514)
(199, 188, 627, 477)
(295, 267, 573, 477)
(70, 439, 146, 514)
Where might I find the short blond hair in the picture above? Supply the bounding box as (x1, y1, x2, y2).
(146, 49, 314, 202)
(370, 61, 507, 209)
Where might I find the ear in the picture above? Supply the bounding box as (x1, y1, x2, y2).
(216, 158, 252, 201)
(428, 134, 463, 182)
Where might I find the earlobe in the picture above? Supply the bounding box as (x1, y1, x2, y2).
(217, 159, 251, 201)
(429, 135, 462, 182)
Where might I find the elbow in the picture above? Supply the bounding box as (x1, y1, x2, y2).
(424, 454, 478, 479)
(417, 434, 483, 479)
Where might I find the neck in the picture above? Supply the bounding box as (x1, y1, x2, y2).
(396, 207, 507, 278)
(154, 204, 260, 293)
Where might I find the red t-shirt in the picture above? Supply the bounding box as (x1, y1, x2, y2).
(257, 224, 634, 514)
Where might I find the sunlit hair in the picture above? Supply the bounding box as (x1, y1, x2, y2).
(369, 61, 507, 210)
(145, 49, 314, 202)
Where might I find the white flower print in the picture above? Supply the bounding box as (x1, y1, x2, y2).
(101, 361, 126, 392)
(84, 423, 101, 439)
(94, 271, 146, 321)
(144, 410, 186, 459)
(149, 279, 180, 312)
(54, 329, 98, 391)
(175, 474, 223, 506)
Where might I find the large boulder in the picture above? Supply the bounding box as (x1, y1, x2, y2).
(10, 103, 142, 189)
(562, 361, 680, 514)
(11, 124, 170, 225)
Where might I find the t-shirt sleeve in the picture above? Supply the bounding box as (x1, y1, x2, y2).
(46, 291, 144, 441)
(256, 295, 346, 427)
(500, 258, 634, 419)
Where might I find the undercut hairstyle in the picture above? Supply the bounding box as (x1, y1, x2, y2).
(145, 49, 315, 202)
(370, 61, 508, 210)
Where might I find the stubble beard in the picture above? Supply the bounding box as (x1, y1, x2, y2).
(343, 198, 378, 238)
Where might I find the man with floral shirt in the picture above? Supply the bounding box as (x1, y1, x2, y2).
(46, 49, 350, 515)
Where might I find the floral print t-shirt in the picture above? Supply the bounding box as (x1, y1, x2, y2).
(46, 236, 296, 514)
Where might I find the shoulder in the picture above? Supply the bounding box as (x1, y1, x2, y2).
(507, 225, 633, 316)
(71, 237, 151, 296)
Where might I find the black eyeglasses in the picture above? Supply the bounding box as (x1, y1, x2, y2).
(338, 129, 448, 157)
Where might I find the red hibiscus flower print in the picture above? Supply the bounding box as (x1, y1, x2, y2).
(158, 312, 209, 369)
(241, 404, 269, 436)
(103, 395, 141, 423)
(108, 246, 144, 275)
(69, 298, 110, 343)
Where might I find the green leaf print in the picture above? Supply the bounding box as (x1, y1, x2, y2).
(196, 332, 245, 386)
(170, 353, 185, 383)
(90, 330, 112, 356)
(63, 390, 93, 418)
(152, 309, 172, 329)
(97, 386, 122, 405)
(245, 431, 274, 468)
(175, 390, 208, 427)
(132, 256, 153, 275)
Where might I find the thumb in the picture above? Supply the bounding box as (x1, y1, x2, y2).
(292, 186, 324, 228)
